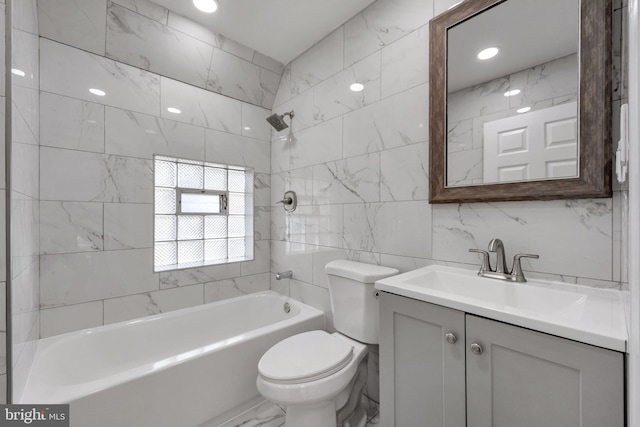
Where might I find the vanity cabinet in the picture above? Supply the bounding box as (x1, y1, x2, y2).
(379, 292, 625, 427)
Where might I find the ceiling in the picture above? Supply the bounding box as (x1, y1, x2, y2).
(151, 0, 376, 65)
(447, 0, 579, 92)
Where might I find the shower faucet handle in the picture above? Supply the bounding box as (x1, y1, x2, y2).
(276, 191, 297, 212)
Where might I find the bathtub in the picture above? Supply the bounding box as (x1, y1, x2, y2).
(20, 291, 324, 427)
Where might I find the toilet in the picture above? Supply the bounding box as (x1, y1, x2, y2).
(256, 260, 399, 427)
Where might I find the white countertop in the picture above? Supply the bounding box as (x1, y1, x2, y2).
(375, 265, 628, 352)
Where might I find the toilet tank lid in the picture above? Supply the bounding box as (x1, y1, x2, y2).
(325, 260, 399, 284)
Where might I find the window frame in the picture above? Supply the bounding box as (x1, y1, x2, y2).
(153, 155, 254, 272)
(176, 188, 229, 215)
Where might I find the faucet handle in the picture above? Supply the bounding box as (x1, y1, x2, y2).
(511, 254, 539, 282)
(514, 253, 540, 261)
(469, 249, 492, 274)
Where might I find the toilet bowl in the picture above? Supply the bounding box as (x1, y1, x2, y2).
(257, 331, 368, 426)
(256, 260, 399, 427)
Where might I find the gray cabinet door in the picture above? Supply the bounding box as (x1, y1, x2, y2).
(466, 315, 625, 427)
(379, 292, 466, 427)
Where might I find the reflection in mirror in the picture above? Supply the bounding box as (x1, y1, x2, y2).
(446, 0, 579, 187)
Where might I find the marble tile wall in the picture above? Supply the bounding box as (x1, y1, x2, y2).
(36, 0, 283, 110)
(11, 0, 39, 403)
(37, 27, 273, 336)
(268, 0, 628, 405)
(447, 54, 578, 186)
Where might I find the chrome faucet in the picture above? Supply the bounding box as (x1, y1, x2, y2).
(275, 270, 293, 280)
(488, 238, 509, 274)
(469, 239, 539, 283)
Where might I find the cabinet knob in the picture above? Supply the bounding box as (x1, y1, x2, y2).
(470, 343, 483, 355)
(445, 333, 457, 344)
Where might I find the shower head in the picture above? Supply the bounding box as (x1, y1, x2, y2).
(266, 110, 295, 132)
(266, 113, 288, 131)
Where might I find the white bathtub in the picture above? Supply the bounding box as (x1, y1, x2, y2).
(21, 291, 324, 427)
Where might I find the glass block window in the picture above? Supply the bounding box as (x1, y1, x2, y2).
(154, 155, 254, 272)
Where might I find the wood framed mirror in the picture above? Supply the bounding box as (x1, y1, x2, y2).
(429, 0, 612, 203)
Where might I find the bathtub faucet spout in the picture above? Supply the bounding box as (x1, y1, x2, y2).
(276, 270, 293, 280)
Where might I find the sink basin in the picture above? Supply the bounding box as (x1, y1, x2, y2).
(375, 265, 627, 352)
(403, 268, 587, 317)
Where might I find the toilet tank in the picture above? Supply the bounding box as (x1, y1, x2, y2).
(325, 260, 399, 344)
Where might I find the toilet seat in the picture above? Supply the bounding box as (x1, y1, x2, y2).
(258, 331, 353, 384)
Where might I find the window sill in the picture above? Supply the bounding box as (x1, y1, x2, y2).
(154, 256, 254, 273)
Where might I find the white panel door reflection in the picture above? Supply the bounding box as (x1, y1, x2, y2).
(483, 102, 578, 183)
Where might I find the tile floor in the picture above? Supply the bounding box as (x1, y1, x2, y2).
(218, 398, 380, 427)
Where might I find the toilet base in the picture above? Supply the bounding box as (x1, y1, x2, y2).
(285, 401, 337, 427)
(337, 356, 368, 425)
(343, 403, 367, 427)
(283, 358, 369, 427)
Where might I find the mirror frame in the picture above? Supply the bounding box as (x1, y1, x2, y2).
(429, 0, 612, 203)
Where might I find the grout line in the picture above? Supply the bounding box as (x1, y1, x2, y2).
(102, 202, 105, 251)
(104, 0, 108, 55)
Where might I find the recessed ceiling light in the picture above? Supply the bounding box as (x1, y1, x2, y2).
(167, 107, 182, 114)
(504, 89, 521, 97)
(193, 0, 218, 13)
(517, 107, 531, 114)
(350, 83, 364, 92)
(11, 68, 25, 77)
(89, 88, 106, 96)
(477, 47, 499, 60)
(244, 126, 251, 131)
(145, 129, 157, 134)
(86, 119, 97, 124)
